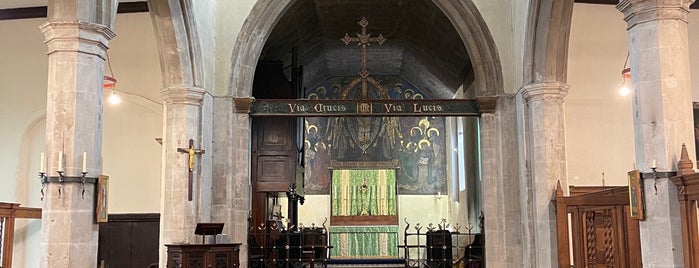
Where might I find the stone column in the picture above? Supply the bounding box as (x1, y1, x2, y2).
(617, 0, 695, 266)
(211, 97, 252, 267)
(159, 86, 206, 266)
(39, 20, 115, 268)
(521, 81, 569, 268)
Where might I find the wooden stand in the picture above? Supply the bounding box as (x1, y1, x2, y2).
(166, 243, 240, 268)
(166, 223, 240, 268)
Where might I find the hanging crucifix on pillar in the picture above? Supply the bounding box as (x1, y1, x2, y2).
(177, 139, 205, 201)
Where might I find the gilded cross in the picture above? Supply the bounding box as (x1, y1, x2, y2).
(177, 139, 205, 201)
(341, 17, 386, 99)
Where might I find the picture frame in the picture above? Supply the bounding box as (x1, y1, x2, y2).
(627, 170, 644, 219)
(96, 175, 109, 223)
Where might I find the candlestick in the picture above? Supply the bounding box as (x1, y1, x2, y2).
(82, 152, 87, 173)
(40, 152, 45, 173)
(57, 151, 63, 172)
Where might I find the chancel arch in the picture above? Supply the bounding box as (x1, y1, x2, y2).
(234, 0, 503, 266)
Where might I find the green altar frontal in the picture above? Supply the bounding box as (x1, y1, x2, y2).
(329, 226, 399, 258)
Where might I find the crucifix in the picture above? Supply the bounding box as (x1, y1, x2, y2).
(177, 139, 205, 201)
(341, 17, 386, 99)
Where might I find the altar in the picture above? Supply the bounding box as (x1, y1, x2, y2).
(330, 169, 399, 259)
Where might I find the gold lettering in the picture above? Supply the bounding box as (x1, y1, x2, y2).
(413, 103, 422, 113)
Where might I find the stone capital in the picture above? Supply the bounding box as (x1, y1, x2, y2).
(520, 81, 569, 103)
(40, 21, 116, 59)
(161, 87, 206, 105)
(233, 97, 255, 114)
(616, 0, 694, 29)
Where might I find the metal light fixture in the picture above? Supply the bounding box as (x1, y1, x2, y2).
(619, 53, 631, 96)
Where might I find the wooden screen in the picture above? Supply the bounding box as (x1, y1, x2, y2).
(554, 184, 642, 268)
(671, 172, 699, 267)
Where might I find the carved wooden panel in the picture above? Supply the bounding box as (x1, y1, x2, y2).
(165, 244, 240, 268)
(255, 155, 294, 192)
(215, 253, 229, 268)
(254, 117, 295, 152)
(187, 253, 204, 268)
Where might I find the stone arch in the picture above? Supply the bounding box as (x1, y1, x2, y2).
(146, 0, 203, 89)
(228, 0, 504, 97)
(523, 0, 575, 84)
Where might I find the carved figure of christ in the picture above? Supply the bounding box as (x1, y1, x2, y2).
(177, 139, 205, 201)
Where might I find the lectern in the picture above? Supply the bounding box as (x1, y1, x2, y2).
(166, 223, 240, 268)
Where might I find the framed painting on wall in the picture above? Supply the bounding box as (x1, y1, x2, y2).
(96, 175, 109, 223)
(627, 170, 644, 219)
(693, 102, 699, 163)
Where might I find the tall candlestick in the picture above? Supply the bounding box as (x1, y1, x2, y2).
(57, 151, 63, 172)
(40, 152, 45, 173)
(82, 152, 87, 173)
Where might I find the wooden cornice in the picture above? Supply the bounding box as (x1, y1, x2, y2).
(0, 2, 148, 21)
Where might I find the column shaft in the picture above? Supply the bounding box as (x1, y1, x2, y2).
(617, 0, 695, 266)
(522, 81, 569, 268)
(159, 87, 205, 266)
(211, 98, 251, 267)
(40, 21, 114, 268)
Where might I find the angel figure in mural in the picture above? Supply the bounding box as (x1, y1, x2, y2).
(379, 116, 403, 158)
(327, 117, 349, 159)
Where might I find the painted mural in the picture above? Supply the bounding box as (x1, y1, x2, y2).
(303, 76, 447, 194)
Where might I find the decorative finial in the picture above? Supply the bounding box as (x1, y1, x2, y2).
(555, 180, 563, 196)
(677, 143, 695, 175)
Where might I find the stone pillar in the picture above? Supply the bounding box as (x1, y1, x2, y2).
(617, 0, 695, 266)
(39, 20, 115, 268)
(159, 86, 206, 266)
(211, 97, 251, 267)
(521, 81, 569, 268)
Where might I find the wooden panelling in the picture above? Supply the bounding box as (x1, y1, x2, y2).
(98, 213, 159, 268)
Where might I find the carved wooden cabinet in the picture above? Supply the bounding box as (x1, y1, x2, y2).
(166, 243, 240, 268)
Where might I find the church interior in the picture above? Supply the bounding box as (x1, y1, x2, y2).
(1, 0, 699, 267)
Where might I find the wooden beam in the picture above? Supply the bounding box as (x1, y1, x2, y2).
(14, 207, 41, 219)
(0, 1, 148, 21)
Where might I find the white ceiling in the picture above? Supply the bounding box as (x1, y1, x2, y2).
(0, 0, 143, 10)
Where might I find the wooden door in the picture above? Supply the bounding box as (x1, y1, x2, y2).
(98, 213, 159, 268)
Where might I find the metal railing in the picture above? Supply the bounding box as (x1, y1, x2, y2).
(399, 217, 484, 268)
(248, 222, 331, 268)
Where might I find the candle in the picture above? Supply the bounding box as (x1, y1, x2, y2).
(40, 152, 45, 173)
(652, 159, 657, 169)
(82, 152, 87, 173)
(58, 151, 63, 172)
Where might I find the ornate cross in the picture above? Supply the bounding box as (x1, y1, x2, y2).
(341, 17, 386, 99)
(177, 139, 205, 201)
